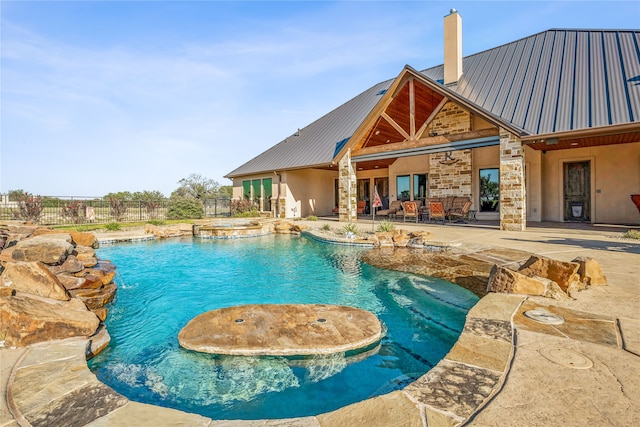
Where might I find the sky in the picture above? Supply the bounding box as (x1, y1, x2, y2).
(2, 1, 639, 197)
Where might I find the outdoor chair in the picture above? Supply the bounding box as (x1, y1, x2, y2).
(356, 200, 367, 214)
(377, 200, 402, 218)
(400, 201, 419, 222)
(428, 201, 446, 224)
(448, 200, 472, 223)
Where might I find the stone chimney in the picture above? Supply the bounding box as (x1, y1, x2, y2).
(443, 9, 462, 84)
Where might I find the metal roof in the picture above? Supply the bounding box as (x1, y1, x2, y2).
(421, 29, 640, 135)
(225, 80, 392, 178)
(227, 29, 640, 178)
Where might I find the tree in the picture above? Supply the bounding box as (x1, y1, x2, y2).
(133, 190, 165, 219)
(218, 185, 233, 198)
(173, 174, 220, 200)
(8, 189, 26, 202)
(167, 196, 204, 219)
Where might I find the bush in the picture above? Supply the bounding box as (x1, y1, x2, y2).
(321, 223, 332, 231)
(376, 220, 395, 232)
(61, 201, 86, 224)
(147, 220, 166, 226)
(343, 223, 358, 235)
(105, 222, 121, 231)
(230, 199, 259, 216)
(167, 197, 204, 219)
(109, 197, 128, 222)
(12, 192, 43, 222)
(623, 229, 640, 240)
(305, 215, 318, 221)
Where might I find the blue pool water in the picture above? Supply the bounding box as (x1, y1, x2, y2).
(89, 234, 478, 420)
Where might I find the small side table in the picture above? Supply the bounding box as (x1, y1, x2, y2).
(468, 210, 478, 222)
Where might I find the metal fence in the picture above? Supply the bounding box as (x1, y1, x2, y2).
(0, 195, 231, 226)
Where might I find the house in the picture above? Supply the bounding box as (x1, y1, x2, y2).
(225, 10, 640, 230)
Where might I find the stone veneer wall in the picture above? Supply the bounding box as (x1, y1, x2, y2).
(499, 129, 526, 231)
(429, 150, 472, 198)
(428, 102, 472, 198)
(338, 149, 357, 222)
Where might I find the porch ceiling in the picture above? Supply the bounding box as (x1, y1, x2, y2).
(525, 130, 640, 151)
(358, 78, 446, 149)
(353, 158, 397, 171)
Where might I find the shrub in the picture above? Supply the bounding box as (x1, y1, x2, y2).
(623, 229, 640, 240)
(376, 220, 395, 232)
(12, 192, 43, 222)
(321, 223, 332, 231)
(167, 196, 204, 219)
(105, 222, 121, 231)
(147, 220, 166, 226)
(230, 199, 259, 217)
(109, 197, 128, 222)
(343, 223, 358, 235)
(305, 215, 318, 221)
(61, 201, 86, 224)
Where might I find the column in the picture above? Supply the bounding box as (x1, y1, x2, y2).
(338, 149, 357, 222)
(499, 129, 526, 231)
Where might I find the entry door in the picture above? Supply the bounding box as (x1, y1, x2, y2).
(374, 177, 389, 209)
(563, 161, 591, 221)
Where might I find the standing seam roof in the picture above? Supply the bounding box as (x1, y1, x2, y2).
(227, 29, 640, 178)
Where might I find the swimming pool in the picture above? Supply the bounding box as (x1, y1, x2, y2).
(89, 234, 478, 420)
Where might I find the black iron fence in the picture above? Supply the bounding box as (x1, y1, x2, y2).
(0, 195, 231, 226)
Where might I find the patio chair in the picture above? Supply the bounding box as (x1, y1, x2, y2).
(356, 200, 367, 214)
(428, 201, 446, 224)
(448, 200, 472, 223)
(377, 200, 402, 218)
(398, 201, 419, 223)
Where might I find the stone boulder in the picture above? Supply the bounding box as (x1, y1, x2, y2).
(47, 255, 84, 275)
(572, 256, 607, 287)
(407, 231, 433, 248)
(32, 228, 99, 249)
(0, 292, 100, 346)
(375, 232, 395, 247)
(391, 229, 410, 247)
(1, 261, 70, 301)
(487, 265, 571, 300)
(73, 245, 98, 267)
(517, 255, 580, 293)
(56, 274, 87, 290)
(69, 283, 118, 310)
(10, 235, 74, 265)
(144, 223, 193, 239)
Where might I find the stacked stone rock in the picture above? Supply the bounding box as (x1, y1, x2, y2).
(0, 223, 114, 358)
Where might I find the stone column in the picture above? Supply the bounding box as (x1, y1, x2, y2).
(499, 129, 526, 231)
(338, 149, 357, 222)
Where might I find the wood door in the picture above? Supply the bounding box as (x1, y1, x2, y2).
(563, 161, 590, 221)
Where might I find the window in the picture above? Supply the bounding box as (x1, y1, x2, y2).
(252, 179, 261, 206)
(413, 174, 427, 204)
(480, 168, 499, 212)
(242, 180, 251, 200)
(262, 178, 272, 212)
(397, 175, 410, 201)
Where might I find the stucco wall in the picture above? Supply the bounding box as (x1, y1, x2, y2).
(387, 155, 430, 200)
(541, 142, 640, 224)
(284, 168, 338, 217)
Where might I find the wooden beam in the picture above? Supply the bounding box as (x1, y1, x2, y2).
(416, 97, 449, 139)
(381, 112, 410, 141)
(352, 128, 499, 157)
(409, 78, 415, 139)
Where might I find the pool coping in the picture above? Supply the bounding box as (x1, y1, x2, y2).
(5, 293, 525, 427)
(3, 230, 528, 427)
